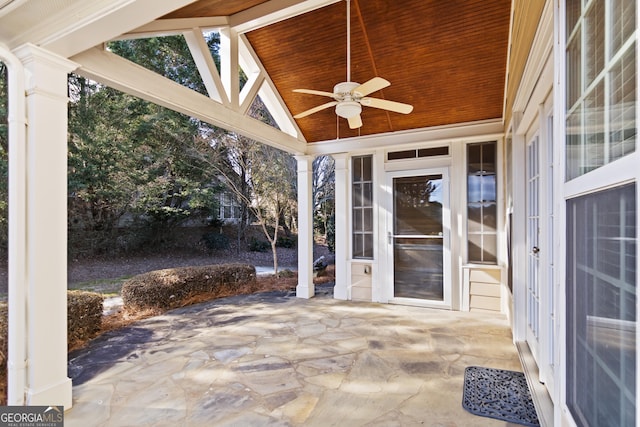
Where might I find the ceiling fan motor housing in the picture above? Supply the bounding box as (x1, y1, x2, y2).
(334, 82, 362, 118)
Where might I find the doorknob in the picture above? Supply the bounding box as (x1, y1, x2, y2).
(532, 246, 540, 254)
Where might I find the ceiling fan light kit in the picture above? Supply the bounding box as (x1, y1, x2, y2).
(292, 0, 413, 129)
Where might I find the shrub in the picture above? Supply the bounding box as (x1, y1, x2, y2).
(248, 237, 270, 252)
(68, 290, 104, 347)
(276, 235, 296, 248)
(121, 263, 257, 311)
(201, 232, 230, 251)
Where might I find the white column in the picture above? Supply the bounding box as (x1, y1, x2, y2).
(511, 111, 528, 342)
(295, 155, 314, 298)
(15, 44, 76, 408)
(332, 153, 349, 300)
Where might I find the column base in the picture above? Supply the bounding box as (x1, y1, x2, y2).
(27, 377, 72, 409)
(296, 283, 315, 299)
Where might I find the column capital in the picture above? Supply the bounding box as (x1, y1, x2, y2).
(14, 43, 78, 72)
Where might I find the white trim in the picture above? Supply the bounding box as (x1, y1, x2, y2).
(11, 0, 197, 57)
(229, 0, 340, 34)
(117, 17, 230, 40)
(307, 119, 504, 156)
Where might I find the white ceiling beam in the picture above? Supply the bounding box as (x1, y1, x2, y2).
(229, 0, 341, 34)
(238, 33, 301, 138)
(219, 27, 240, 110)
(116, 17, 229, 40)
(72, 47, 306, 154)
(183, 28, 229, 105)
(11, 0, 198, 58)
(239, 72, 264, 114)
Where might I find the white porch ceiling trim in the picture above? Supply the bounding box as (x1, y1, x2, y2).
(72, 46, 306, 155)
(306, 119, 505, 156)
(229, 0, 341, 34)
(7, 0, 198, 57)
(118, 0, 341, 40)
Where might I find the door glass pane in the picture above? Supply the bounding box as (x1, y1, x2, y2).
(394, 175, 443, 235)
(393, 175, 444, 301)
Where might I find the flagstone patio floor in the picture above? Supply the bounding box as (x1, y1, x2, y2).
(66, 284, 524, 426)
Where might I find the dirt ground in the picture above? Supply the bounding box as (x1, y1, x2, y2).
(0, 244, 333, 295)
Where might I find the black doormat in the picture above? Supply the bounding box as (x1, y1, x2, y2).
(462, 366, 540, 427)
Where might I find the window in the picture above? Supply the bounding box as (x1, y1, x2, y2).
(352, 155, 373, 259)
(220, 192, 241, 221)
(567, 184, 636, 427)
(565, 0, 636, 180)
(565, 1, 637, 425)
(387, 146, 449, 161)
(467, 142, 497, 263)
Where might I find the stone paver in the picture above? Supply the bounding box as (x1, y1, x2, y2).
(66, 285, 523, 426)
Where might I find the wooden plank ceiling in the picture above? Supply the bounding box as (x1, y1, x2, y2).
(165, 0, 512, 143)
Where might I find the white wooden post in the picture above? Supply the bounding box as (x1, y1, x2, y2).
(332, 153, 349, 300)
(295, 155, 314, 298)
(16, 44, 76, 408)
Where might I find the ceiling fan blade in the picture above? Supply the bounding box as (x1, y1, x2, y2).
(293, 89, 337, 98)
(361, 97, 414, 114)
(293, 101, 338, 119)
(352, 77, 390, 97)
(347, 114, 362, 129)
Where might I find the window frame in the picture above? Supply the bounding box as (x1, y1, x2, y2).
(351, 155, 374, 260)
(466, 141, 498, 264)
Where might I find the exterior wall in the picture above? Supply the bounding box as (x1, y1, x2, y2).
(462, 266, 503, 312)
(336, 135, 506, 312)
(350, 261, 373, 302)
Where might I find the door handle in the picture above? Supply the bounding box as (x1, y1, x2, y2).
(532, 246, 540, 254)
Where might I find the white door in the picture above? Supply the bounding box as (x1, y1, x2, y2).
(525, 107, 556, 396)
(387, 168, 451, 308)
(526, 134, 542, 361)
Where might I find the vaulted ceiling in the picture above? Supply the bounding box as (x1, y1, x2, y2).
(0, 0, 512, 146)
(162, 0, 512, 143)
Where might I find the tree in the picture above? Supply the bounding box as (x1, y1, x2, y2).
(67, 76, 145, 232)
(194, 130, 297, 277)
(0, 63, 8, 249)
(67, 35, 225, 253)
(312, 155, 335, 243)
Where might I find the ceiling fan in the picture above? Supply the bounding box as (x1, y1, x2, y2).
(292, 0, 413, 129)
